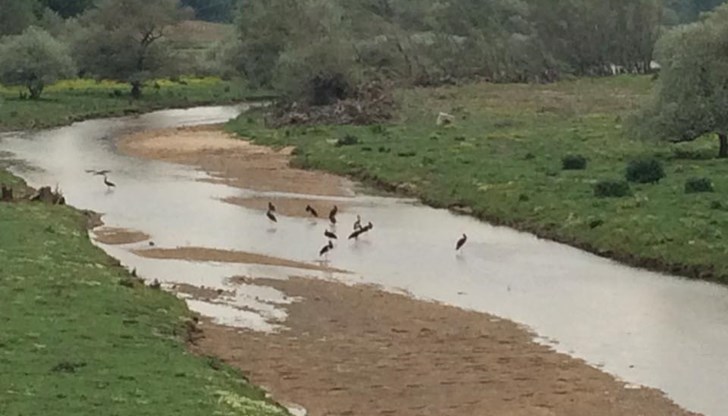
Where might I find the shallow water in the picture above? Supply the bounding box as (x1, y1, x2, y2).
(2, 105, 727, 416)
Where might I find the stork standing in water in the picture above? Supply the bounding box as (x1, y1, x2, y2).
(456, 234, 467, 251)
(266, 209, 277, 223)
(328, 205, 338, 224)
(305, 204, 318, 218)
(324, 230, 338, 239)
(348, 222, 373, 239)
(319, 240, 334, 257)
(103, 174, 116, 190)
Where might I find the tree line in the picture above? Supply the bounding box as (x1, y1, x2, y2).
(0, 0, 727, 107)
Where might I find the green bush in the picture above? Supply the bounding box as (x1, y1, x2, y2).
(335, 134, 360, 146)
(625, 157, 665, 184)
(562, 154, 587, 170)
(594, 179, 631, 198)
(685, 177, 714, 193)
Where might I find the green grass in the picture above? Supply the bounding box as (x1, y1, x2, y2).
(0, 179, 287, 415)
(0, 76, 270, 132)
(228, 75, 728, 282)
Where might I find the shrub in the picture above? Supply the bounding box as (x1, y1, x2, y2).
(594, 179, 631, 198)
(335, 134, 359, 146)
(562, 154, 587, 170)
(685, 177, 714, 193)
(625, 157, 665, 184)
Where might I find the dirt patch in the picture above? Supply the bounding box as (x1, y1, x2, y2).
(132, 247, 347, 274)
(92, 227, 150, 245)
(117, 125, 352, 197)
(194, 277, 696, 416)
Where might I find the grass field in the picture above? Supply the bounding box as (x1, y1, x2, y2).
(228, 75, 728, 282)
(0, 174, 286, 416)
(0, 76, 266, 132)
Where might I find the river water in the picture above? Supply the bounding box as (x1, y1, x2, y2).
(1, 105, 726, 416)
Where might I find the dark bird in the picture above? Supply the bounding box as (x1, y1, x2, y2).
(305, 204, 319, 217)
(328, 205, 338, 224)
(268, 201, 276, 212)
(353, 215, 362, 230)
(86, 169, 111, 176)
(348, 222, 373, 239)
(456, 233, 468, 251)
(324, 230, 338, 239)
(103, 175, 116, 189)
(319, 240, 334, 256)
(266, 210, 277, 223)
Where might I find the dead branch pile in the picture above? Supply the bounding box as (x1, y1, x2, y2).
(267, 81, 397, 127)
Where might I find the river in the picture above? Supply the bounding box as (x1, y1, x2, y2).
(1, 105, 726, 416)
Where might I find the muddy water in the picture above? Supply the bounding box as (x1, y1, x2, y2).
(2, 106, 727, 416)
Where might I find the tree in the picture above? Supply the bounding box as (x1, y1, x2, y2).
(73, 0, 186, 98)
(0, 0, 39, 36)
(632, 4, 728, 157)
(0, 27, 76, 99)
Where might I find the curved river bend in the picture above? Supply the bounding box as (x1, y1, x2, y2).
(1, 105, 727, 416)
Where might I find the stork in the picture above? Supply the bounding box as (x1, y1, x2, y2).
(319, 240, 334, 257)
(348, 222, 373, 239)
(328, 205, 338, 224)
(456, 234, 467, 251)
(305, 204, 319, 217)
(103, 174, 116, 190)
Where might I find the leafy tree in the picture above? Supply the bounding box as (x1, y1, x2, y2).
(0, 27, 76, 99)
(632, 4, 728, 157)
(73, 0, 186, 98)
(0, 0, 39, 36)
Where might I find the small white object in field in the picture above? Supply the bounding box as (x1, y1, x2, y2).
(436, 112, 455, 126)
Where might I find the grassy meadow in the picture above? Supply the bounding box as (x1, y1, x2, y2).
(0, 175, 286, 416)
(228, 75, 728, 282)
(0, 76, 266, 132)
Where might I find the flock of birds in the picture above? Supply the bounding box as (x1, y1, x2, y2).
(87, 170, 469, 257)
(266, 200, 468, 257)
(265, 201, 381, 257)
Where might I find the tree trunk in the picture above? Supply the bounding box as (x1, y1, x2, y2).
(130, 82, 142, 99)
(27, 80, 44, 99)
(719, 133, 728, 158)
